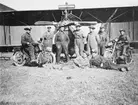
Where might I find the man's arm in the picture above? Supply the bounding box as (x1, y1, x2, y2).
(81, 30, 85, 38)
(50, 32, 54, 39)
(66, 33, 70, 43)
(117, 35, 122, 42)
(69, 26, 75, 33)
(42, 32, 47, 40)
(86, 33, 89, 42)
(126, 35, 131, 42)
(30, 37, 35, 44)
(54, 32, 59, 44)
(105, 34, 109, 45)
(95, 34, 100, 45)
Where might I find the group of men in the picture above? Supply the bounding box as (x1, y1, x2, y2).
(21, 22, 130, 69)
(70, 23, 109, 59)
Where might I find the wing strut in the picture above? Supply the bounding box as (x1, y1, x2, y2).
(86, 11, 103, 23)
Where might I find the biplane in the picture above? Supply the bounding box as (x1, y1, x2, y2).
(0, 3, 138, 55)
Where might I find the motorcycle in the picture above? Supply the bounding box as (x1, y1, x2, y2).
(11, 42, 56, 66)
(103, 38, 133, 64)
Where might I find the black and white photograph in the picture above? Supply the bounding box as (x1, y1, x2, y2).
(0, 0, 138, 104)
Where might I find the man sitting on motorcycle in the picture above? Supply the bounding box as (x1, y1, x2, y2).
(117, 29, 130, 56)
(21, 27, 36, 62)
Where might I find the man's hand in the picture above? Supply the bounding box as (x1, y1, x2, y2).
(115, 38, 118, 42)
(27, 42, 30, 45)
(124, 41, 129, 44)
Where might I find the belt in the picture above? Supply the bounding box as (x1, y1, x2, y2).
(75, 38, 82, 39)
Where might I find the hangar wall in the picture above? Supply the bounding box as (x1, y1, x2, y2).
(0, 21, 138, 46)
(110, 22, 133, 40)
(0, 26, 5, 45)
(110, 21, 138, 41)
(0, 26, 10, 45)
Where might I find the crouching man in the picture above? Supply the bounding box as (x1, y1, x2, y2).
(89, 50, 129, 72)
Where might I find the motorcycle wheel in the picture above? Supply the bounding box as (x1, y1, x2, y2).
(11, 51, 26, 66)
(103, 50, 112, 59)
(37, 51, 56, 65)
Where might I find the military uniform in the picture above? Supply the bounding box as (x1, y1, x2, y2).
(98, 30, 109, 56)
(55, 30, 70, 63)
(21, 30, 35, 61)
(42, 31, 53, 49)
(73, 28, 84, 57)
(118, 29, 130, 56)
(87, 30, 99, 56)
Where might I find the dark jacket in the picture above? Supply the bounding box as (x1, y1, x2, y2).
(98, 31, 109, 46)
(118, 34, 130, 43)
(55, 30, 70, 43)
(21, 32, 34, 45)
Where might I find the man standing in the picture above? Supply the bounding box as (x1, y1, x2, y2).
(87, 25, 100, 57)
(21, 27, 35, 62)
(118, 29, 130, 56)
(98, 26, 109, 56)
(73, 23, 84, 58)
(42, 26, 54, 50)
(55, 25, 70, 63)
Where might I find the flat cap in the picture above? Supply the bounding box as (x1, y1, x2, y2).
(119, 29, 125, 32)
(47, 26, 51, 29)
(100, 26, 105, 29)
(24, 27, 32, 30)
(89, 25, 95, 29)
(75, 23, 81, 27)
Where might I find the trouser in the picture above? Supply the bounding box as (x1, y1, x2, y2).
(55, 42, 69, 63)
(24, 44, 35, 61)
(116, 48, 121, 58)
(74, 39, 84, 57)
(87, 44, 98, 56)
(122, 44, 129, 55)
(99, 44, 105, 56)
(42, 40, 53, 50)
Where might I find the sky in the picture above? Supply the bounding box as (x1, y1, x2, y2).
(0, 0, 138, 11)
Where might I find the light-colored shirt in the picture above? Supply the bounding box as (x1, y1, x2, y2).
(98, 31, 109, 45)
(42, 31, 53, 40)
(42, 31, 54, 48)
(73, 30, 83, 39)
(87, 31, 100, 49)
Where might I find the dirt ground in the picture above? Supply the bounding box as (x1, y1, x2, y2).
(0, 54, 138, 105)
